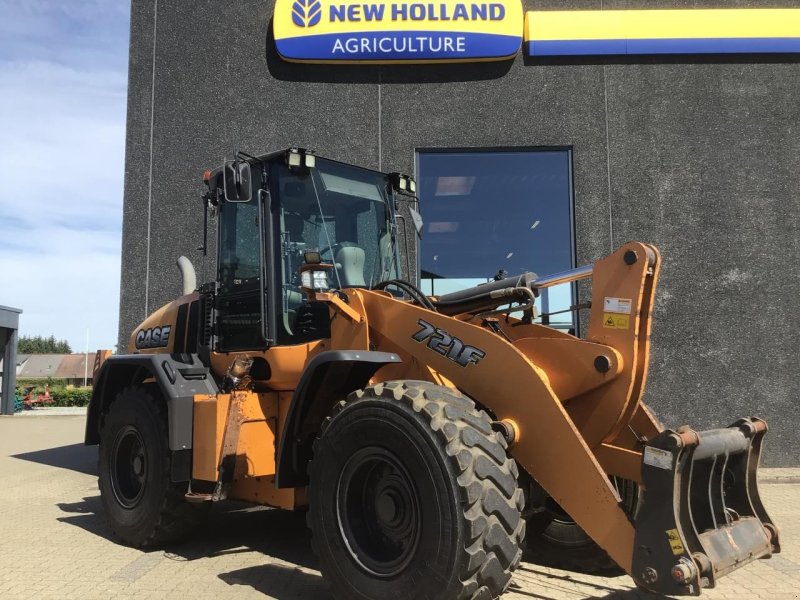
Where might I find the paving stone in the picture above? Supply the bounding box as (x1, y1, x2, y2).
(1, 415, 797, 600)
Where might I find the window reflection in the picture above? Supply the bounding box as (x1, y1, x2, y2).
(416, 149, 575, 331)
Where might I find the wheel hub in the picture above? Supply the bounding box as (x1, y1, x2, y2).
(337, 447, 421, 578)
(132, 454, 144, 477)
(110, 426, 147, 509)
(376, 492, 398, 524)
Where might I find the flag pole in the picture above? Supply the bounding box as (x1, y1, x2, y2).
(84, 329, 89, 387)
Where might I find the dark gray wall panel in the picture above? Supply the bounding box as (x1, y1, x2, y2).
(603, 59, 800, 465)
(119, 0, 158, 351)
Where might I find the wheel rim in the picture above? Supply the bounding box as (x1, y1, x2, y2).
(336, 447, 421, 577)
(110, 426, 147, 509)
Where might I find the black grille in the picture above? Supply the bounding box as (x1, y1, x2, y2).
(198, 287, 214, 347)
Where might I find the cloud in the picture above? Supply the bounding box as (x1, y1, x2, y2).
(0, 1, 130, 70)
(0, 0, 130, 352)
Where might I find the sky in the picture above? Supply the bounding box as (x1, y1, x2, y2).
(0, 0, 130, 352)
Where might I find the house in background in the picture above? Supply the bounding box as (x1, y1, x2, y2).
(16, 353, 96, 387)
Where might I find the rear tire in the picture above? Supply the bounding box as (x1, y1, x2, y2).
(98, 387, 206, 547)
(524, 477, 638, 574)
(307, 381, 525, 600)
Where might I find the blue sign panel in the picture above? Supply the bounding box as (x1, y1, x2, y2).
(274, 0, 524, 63)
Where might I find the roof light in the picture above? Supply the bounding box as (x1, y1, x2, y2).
(287, 148, 316, 169)
(287, 150, 302, 167)
(389, 173, 417, 195)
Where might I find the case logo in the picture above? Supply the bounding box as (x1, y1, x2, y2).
(412, 319, 485, 367)
(135, 326, 172, 350)
(273, 0, 523, 63)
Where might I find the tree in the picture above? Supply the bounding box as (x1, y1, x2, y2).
(17, 335, 72, 354)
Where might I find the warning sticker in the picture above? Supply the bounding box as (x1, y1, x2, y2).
(666, 529, 685, 555)
(604, 297, 632, 314)
(643, 446, 673, 470)
(602, 313, 630, 329)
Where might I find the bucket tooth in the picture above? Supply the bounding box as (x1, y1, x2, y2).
(632, 417, 779, 596)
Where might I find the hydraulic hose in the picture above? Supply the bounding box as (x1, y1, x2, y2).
(373, 279, 437, 311)
(432, 273, 538, 316)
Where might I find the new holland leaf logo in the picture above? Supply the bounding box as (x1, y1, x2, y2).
(292, 0, 322, 27)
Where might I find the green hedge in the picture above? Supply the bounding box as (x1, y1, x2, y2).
(15, 380, 93, 407)
(50, 387, 93, 407)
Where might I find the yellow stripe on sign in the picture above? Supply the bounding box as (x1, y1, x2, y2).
(527, 11, 625, 42)
(525, 9, 800, 43)
(626, 9, 800, 40)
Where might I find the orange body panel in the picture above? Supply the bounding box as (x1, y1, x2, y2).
(192, 391, 279, 480)
(230, 477, 306, 509)
(513, 337, 623, 401)
(594, 443, 644, 482)
(127, 292, 199, 354)
(192, 391, 305, 509)
(192, 394, 227, 482)
(209, 340, 328, 391)
(566, 243, 660, 447)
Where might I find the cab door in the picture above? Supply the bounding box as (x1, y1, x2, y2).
(215, 179, 270, 352)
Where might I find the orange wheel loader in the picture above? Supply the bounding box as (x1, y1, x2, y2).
(86, 148, 780, 599)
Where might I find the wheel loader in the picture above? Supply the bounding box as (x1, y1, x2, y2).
(86, 148, 780, 599)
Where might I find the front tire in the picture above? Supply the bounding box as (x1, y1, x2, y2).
(308, 381, 525, 600)
(98, 387, 206, 547)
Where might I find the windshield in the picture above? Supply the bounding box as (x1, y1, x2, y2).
(272, 157, 398, 343)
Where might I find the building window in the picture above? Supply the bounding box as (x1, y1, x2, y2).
(416, 148, 576, 331)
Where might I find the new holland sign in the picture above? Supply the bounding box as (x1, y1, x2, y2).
(273, 0, 524, 63)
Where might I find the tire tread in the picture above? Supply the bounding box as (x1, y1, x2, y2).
(308, 380, 525, 600)
(99, 387, 205, 548)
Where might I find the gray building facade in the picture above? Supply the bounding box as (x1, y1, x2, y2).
(120, 0, 800, 465)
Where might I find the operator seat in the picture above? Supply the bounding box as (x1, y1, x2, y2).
(335, 244, 366, 287)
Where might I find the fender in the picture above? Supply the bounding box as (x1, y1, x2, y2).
(85, 354, 219, 480)
(275, 350, 401, 488)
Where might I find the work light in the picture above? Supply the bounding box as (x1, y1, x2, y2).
(301, 269, 330, 291)
(389, 173, 417, 194)
(287, 148, 316, 169)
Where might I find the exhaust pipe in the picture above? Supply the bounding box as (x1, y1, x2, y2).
(177, 256, 197, 295)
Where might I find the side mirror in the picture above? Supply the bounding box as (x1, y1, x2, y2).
(409, 206, 424, 239)
(223, 160, 252, 202)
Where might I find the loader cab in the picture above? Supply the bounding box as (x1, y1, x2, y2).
(208, 149, 403, 353)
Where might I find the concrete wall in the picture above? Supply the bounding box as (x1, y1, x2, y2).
(120, 0, 800, 465)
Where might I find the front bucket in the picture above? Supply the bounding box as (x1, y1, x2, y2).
(632, 417, 780, 596)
